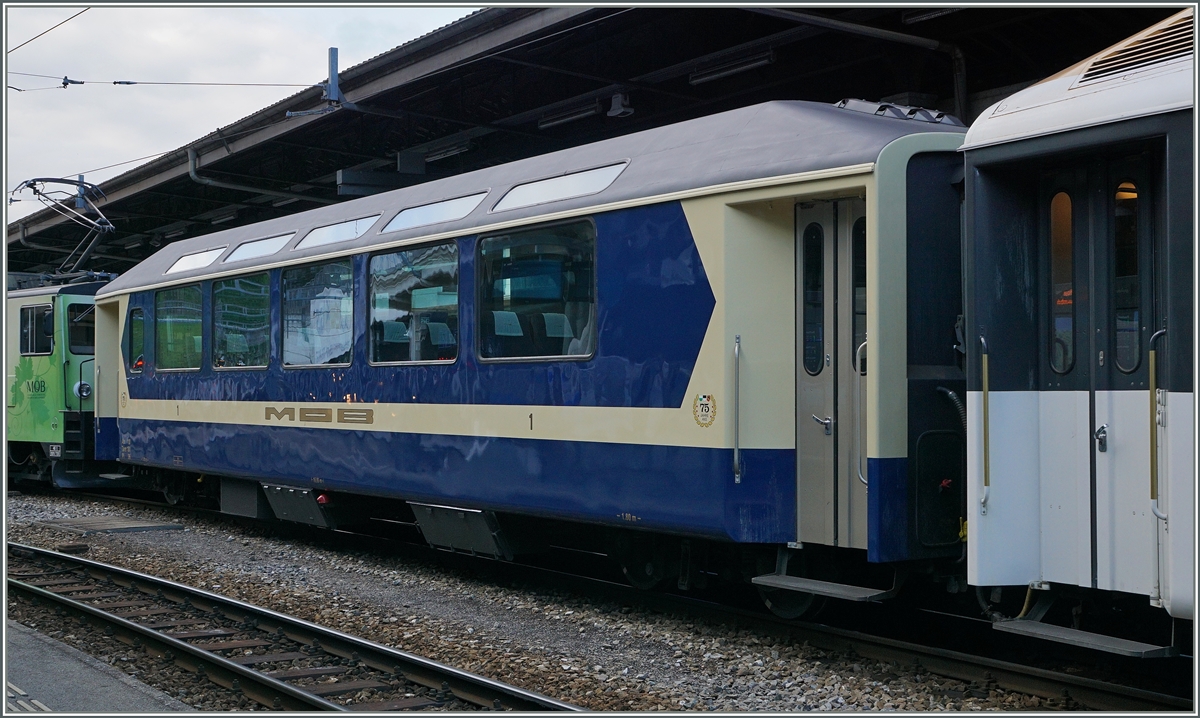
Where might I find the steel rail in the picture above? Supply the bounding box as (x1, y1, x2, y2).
(7, 542, 581, 712)
(37, 492, 1191, 711)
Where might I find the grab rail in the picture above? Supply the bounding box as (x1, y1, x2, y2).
(979, 335, 990, 515)
(855, 339, 868, 487)
(1149, 328, 1167, 521)
(733, 334, 742, 484)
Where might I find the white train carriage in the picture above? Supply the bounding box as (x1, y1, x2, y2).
(963, 8, 1194, 656)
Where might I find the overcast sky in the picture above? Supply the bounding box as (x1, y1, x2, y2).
(4, 6, 479, 224)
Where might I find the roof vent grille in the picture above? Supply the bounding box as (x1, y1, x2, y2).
(1079, 13, 1193, 85)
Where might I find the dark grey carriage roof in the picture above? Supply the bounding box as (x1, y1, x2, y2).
(8, 281, 108, 299)
(99, 100, 964, 296)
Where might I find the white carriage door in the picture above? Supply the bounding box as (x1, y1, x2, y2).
(835, 199, 868, 550)
(796, 202, 837, 545)
(1092, 156, 1160, 596)
(1040, 158, 1161, 594)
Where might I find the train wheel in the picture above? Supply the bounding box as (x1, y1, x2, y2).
(757, 585, 824, 620)
(622, 558, 662, 590)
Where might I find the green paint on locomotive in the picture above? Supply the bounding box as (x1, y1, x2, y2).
(6, 293, 96, 446)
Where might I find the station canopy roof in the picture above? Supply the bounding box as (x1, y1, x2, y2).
(6, 6, 1178, 277)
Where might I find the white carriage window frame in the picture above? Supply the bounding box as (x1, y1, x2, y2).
(491, 162, 628, 213)
(224, 232, 295, 263)
(475, 218, 598, 364)
(165, 246, 227, 275)
(212, 272, 272, 371)
(19, 304, 54, 356)
(154, 284, 204, 372)
(367, 240, 461, 366)
(281, 259, 355, 369)
(295, 215, 381, 251)
(381, 192, 489, 234)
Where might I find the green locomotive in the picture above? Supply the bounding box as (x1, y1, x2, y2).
(6, 282, 109, 486)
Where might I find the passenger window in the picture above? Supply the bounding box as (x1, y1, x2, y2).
(126, 309, 145, 373)
(1113, 182, 1140, 373)
(801, 222, 824, 375)
(369, 242, 459, 363)
(156, 286, 203, 370)
(214, 273, 271, 368)
(851, 216, 867, 371)
(478, 221, 596, 360)
(283, 260, 353, 366)
(1049, 191, 1074, 374)
(19, 305, 53, 355)
(67, 304, 95, 355)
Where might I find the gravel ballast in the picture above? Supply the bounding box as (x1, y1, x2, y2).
(6, 493, 1060, 711)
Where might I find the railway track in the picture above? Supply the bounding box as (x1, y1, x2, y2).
(16, 490, 1193, 711)
(6, 542, 580, 712)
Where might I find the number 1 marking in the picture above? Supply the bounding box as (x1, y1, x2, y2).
(529, 413, 533, 430)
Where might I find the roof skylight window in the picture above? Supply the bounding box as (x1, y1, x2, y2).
(223, 232, 295, 263)
(382, 192, 488, 234)
(492, 162, 628, 213)
(295, 215, 381, 251)
(165, 247, 226, 275)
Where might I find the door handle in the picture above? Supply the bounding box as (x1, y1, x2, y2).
(1094, 424, 1108, 453)
(812, 414, 832, 435)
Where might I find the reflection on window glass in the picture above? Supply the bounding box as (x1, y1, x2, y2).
(478, 221, 595, 359)
(166, 247, 225, 274)
(1049, 191, 1074, 374)
(283, 261, 353, 366)
(382, 193, 487, 234)
(68, 304, 95, 355)
(214, 273, 271, 368)
(19, 305, 53, 355)
(156, 286, 203, 370)
(851, 216, 867, 372)
(225, 233, 294, 263)
(295, 215, 380, 250)
(127, 309, 145, 372)
(1113, 181, 1140, 373)
(802, 222, 824, 375)
(492, 163, 627, 212)
(370, 243, 459, 363)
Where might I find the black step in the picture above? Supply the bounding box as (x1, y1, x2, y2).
(993, 620, 1176, 658)
(751, 574, 897, 601)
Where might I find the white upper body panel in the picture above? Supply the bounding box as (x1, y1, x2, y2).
(962, 8, 1194, 151)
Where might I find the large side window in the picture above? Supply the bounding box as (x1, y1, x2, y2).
(1113, 181, 1141, 373)
(67, 304, 95, 355)
(156, 286, 203, 370)
(801, 222, 824, 375)
(214, 273, 271, 368)
(1049, 191, 1075, 374)
(283, 260, 353, 366)
(124, 308, 145, 373)
(478, 221, 596, 360)
(369, 242, 458, 363)
(19, 305, 54, 355)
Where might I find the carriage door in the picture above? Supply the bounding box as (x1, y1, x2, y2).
(1041, 156, 1158, 593)
(1092, 156, 1159, 596)
(796, 199, 866, 547)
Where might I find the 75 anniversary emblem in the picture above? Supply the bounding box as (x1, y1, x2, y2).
(693, 394, 716, 427)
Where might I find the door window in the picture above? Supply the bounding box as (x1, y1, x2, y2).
(851, 216, 867, 370)
(1048, 191, 1075, 374)
(1112, 181, 1141, 373)
(19, 305, 53, 355)
(801, 222, 824, 375)
(67, 304, 95, 354)
(125, 308, 145, 372)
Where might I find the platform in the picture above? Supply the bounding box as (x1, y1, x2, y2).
(5, 620, 192, 712)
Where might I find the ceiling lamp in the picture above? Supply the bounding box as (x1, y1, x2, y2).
(537, 100, 602, 130)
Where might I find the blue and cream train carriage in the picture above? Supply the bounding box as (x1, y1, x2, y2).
(963, 9, 1193, 654)
(88, 99, 970, 611)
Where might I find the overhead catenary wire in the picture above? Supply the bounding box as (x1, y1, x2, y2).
(7, 71, 315, 88)
(7, 8, 90, 54)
